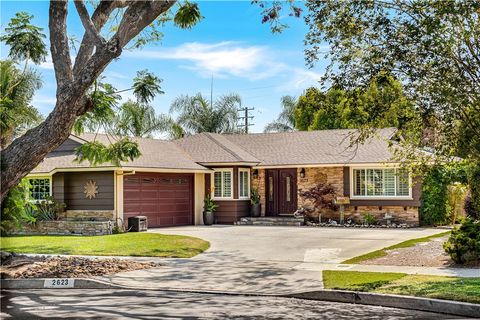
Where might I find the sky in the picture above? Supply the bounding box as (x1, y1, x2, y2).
(0, 1, 328, 133)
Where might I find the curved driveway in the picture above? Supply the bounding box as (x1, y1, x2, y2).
(99, 226, 449, 294)
(154, 225, 446, 264)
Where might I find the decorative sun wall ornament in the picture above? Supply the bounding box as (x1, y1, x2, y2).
(84, 180, 98, 199)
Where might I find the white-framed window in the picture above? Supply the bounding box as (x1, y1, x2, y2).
(28, 177, 52, 201)
(212, 169, 233, 199)
(239, 169, 250, 199)
(352, 168, 411, 198)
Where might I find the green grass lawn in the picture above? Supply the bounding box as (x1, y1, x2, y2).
(0, 233, 210, 258)
(342, 231, 451, 264)
(323, 270, 480, 304)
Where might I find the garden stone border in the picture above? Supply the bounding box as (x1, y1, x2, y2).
(2, 279, 479, 318)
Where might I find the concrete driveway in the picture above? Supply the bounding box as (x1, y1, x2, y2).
(154, 225, 446, 264)
(99, 226, 448, 294)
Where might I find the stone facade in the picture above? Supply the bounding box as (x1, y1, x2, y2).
(16, 220, 113, 236)
(343, 206, 419, 226)
(297, 167, 344, 210)
(58, 210, 115, 221)
(253, 166, 420, 226)
(251, 168, 266, 216)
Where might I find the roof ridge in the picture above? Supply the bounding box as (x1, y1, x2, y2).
(204, 132, 255, 162)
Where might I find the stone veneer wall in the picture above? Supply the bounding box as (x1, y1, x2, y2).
(297, 167, 344, 209)
(16, 220, 113, 236)
(251, 169, 266, 216)
(343, 206, 419, 226)
(249, 166, 419, 225)
(58, 210, 115, 221)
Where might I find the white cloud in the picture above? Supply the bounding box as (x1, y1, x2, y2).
(38, 57, 54, 70)
(279, 67, 322, 92)
(126, 41, 288, 80)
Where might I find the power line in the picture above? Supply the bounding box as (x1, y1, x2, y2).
(237, 106, 255, 134)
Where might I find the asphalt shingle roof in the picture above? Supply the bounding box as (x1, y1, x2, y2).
(31, 133, 209, 174)
(31, 128, 399, 174)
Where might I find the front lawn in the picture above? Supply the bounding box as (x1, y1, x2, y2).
(0, 233, 210, 258)
(342, 231, 451, 264)
(323, 270, 480, 304)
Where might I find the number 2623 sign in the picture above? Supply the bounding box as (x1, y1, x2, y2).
(44, 278, 75, 288)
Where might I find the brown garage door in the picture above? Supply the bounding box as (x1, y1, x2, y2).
(123, 173, 194, 228)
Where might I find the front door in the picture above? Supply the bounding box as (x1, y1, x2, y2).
(266, 169, 297, 216)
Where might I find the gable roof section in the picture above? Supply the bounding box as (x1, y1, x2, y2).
(31, 133, 209, 174)
(222, 128, 398, 166)
(173, 128, 398, 167)
(174, 132, 259, 164)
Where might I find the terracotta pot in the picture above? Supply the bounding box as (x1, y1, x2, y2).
(203, 211, 214, 225)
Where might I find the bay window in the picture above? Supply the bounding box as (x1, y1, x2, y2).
(353, 168, 410, 198)
(239, 169, 250, 199)
(212, 169, 233, 199)
(28, 177, 52, 201)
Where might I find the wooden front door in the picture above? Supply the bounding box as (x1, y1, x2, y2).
(266, 169, 298, 216)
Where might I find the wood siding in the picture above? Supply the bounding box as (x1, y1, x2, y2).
(53, 171, 114, 210)
(343, 167, 421, 207)
(214, 200, 250, 224)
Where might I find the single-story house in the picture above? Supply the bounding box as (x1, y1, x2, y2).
(27, 128, 421, 227)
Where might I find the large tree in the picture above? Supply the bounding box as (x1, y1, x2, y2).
(0, 1, 204, 202)
(303, 0, 480, 161)
(295, 72, 417, 133)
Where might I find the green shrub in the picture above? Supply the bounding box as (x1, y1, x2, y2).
(464, 194, 479, 220)
(420, 166, 450, 225)
(0, 178, 36, 235)
(363, 212, 377, 225)
(443, 219, 480, 264)
(34, 196, 66, 221)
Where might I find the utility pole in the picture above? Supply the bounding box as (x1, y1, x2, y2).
(237, 106, 254, 134)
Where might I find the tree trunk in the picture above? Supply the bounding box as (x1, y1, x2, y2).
(0, 0, 176, 203)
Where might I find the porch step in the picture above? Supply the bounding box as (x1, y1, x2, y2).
(235, 216, 304, 226)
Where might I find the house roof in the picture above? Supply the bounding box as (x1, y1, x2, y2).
(175, 132, 260, 164)
(221, 128, 398, 166)
(31, 133, 210, 174)
(31, 128, 400, 174)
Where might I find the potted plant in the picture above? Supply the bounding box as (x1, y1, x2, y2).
(250, 188, 261, 217)
(203, 195, 218, 225)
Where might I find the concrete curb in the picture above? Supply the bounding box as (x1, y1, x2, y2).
(1, 278, 126, 290)
(288, 290, 480, 318)
(2, 279, 479, 318)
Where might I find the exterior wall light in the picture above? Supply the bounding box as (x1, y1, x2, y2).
(253, 169, 259, 179)
(300, 168, 306, 178)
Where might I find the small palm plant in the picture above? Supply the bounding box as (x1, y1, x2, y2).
(203, 195, 218, 225)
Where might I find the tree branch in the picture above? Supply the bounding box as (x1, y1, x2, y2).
(74, 0, 106, 48)
(73, 0, 119, 75)
(49, 0, 73, 88)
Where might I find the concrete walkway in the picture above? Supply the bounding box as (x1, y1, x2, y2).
(94, 226, 478, 294)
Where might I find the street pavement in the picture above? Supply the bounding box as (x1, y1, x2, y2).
(0, 289, 463, 319)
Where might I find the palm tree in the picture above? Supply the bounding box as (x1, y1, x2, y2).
(115, 100, 169, 138)
(0, 60, 43, 148)
(264, 95, 297, 133)
(169, 93, 241, 135)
